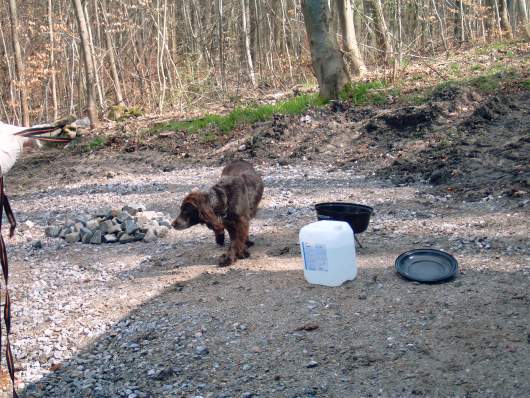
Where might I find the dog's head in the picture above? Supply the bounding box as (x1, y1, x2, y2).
(172, 191, 222, 232)
(171, 192, 204, 230)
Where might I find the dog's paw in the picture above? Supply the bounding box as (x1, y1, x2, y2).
(216, 233, 225, 246)
(245, 239, 255, 247)
(218, 254, 234, 267)
(237, 248, 250, 259)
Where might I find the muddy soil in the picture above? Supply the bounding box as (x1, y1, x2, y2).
(122, 85, 530, 202)
(2, 85, 529, 398)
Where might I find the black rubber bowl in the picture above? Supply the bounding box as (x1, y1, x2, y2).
(395, 249, 458, 283)
(315, 202, 373, 234)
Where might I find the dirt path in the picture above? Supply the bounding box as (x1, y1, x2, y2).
(3, 151, 528, 397)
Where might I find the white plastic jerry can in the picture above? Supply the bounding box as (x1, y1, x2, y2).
(299, 220, 357, 287)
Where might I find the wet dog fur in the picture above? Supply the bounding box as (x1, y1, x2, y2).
(172, 160, 263, 267)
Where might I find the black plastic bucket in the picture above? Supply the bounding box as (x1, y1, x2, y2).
(315, 202, 373, 234)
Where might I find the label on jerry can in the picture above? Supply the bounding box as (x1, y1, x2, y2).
(301, 242, 328, 272)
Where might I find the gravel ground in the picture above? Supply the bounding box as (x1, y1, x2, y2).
(1, 154, 528, 398)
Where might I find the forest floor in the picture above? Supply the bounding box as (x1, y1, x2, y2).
(3, 43, 530, 397)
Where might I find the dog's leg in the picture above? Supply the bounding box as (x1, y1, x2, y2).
(215, 231, 225, 246)
(211, 223, 225, 247)
(218, 218, 250, 266)
(219, 222, 237, 267)
(236, 218, 251, 259)
(245, 239, 254, 247)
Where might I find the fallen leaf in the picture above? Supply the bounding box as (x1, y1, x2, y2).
(295, 323, 319, 332)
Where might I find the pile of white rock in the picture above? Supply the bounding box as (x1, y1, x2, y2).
(44, 204, 172, 244)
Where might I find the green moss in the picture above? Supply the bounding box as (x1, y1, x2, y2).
(449, 63, 461, 74)
(474, 41, 509, 55)
(339, 81, 387, 104)
(153, 93, 327, 135)
(86, 136, 107, 151)
(469, 75, 501, 92)
(108, 105, 144, 121)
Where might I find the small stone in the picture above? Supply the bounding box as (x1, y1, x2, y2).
(116, 211, 132, 223)
(100, 220, 114, 234)
(143, 229, 157, 243)
(119, 233, 135, 244)
(59, 227, 71, 238)
(31, 240, 43, 249)
(45, 226, 61, 238)
(122, 204, 146, 216)
(155, 226, 169, 238)
(81, 231, 93, 244)
(90, 231, 102, 244)
(86, 219, 100, 231)
(134, 232, 146, 241)
(20, 220, 35, 231)
(74, 215, 88, 225)
(238, 144, 247, 151)
(125, 220, 139, 235)
(242, 364, 252, 371)
(306, 360, 318, 368)
(242, 393, 254, 398)
(65, 232, 81, 243)
(195, 346, 209, 355)
(135, 214, 150, 226)
(108, 209, 120, 218)
(104, 234, 118, 243)
(158, 220, 171, 228)
(79, 226, 92, 235)
(108, 223, 122, 234)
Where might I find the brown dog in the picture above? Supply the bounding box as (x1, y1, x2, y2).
(172, 160, 264, 267)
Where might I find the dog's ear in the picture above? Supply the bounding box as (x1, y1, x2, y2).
(197, 197, 224, 234)
(208, 185, 227, 212)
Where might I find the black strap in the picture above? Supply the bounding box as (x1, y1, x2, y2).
(0, 176, 19, 398)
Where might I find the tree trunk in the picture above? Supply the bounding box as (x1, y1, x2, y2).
(432, 0, 448, 52)
(370, 0, 393, 64)
(218, 0, 226, 91)
(454, 0, 465, 44)
(500, 0, 513, 38)
(338, 0, 367, 77)
(84, 1, 104, 109)
(48, 0, 58, 120)
(7, 0, 30, 126)
(73, 0, 98, 128)
(101, 0, 124, 105)
(517, 0, 530, 39)
(241, 0, 257, 87)
(301, 0, 349, 99)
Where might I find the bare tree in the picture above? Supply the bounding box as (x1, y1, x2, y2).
(73, 0, 98, 128)
(48, 0, 59, 120)
(100, 0, 124, 105)
(301, 0, 349, 98)
(517, 0, 530, 39)
(370, 0, 393, 64)
(218, 0, 226, 91)
(241, 0, 257, 87)
(499, 0, 513, 38)
(7, 0, 30, 126)
(338, 0, 367, 77)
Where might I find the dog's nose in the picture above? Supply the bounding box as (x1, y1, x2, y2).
(171, 218, 187, 230)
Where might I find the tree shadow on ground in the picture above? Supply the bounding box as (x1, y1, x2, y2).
(20, 251, 530, 397)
